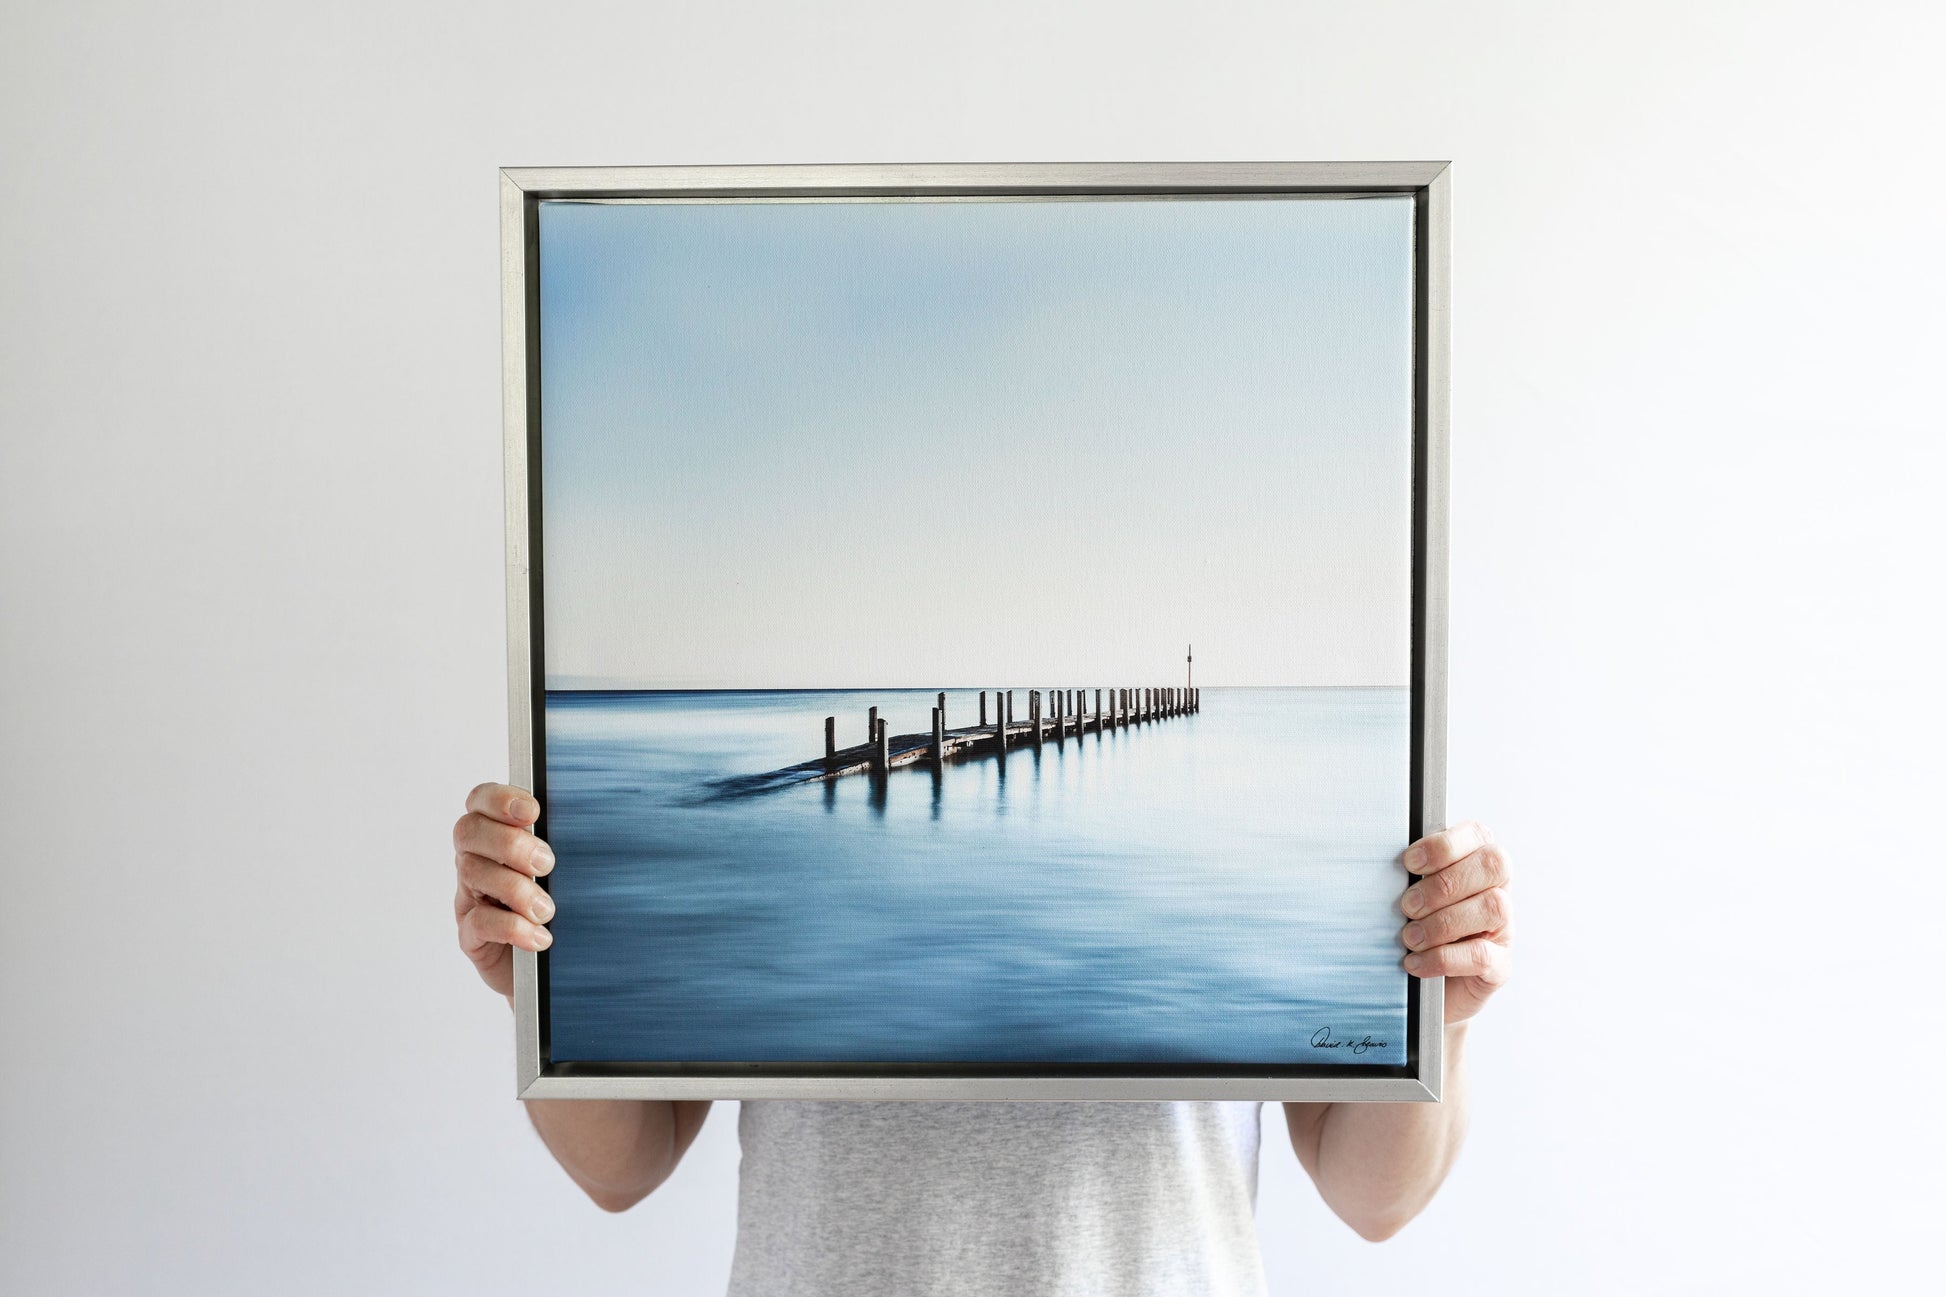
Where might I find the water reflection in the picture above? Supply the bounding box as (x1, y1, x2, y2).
(542, 688, 1412, 1064)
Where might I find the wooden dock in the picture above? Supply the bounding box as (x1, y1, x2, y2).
(704, 686, 1200, 799)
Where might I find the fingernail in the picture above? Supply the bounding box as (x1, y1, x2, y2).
(532, 845, 556, 876)
(1404, 952, 1424, 974)
(1402, 844, 1426, 871)
(1401, 888, 1423, 917)
(532, 926, 552, 950)
(1402, 922, 1426, 948)
(530, 894, 554, 923)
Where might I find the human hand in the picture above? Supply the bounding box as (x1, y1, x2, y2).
(1398, 821, 1511, 1026)
(452, 782, 556, 1000)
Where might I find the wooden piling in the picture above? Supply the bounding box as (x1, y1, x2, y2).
(873, 717, 889, 774)
(980, 690, 988, 726)
(1031, 690, 1043, 746)
(825, 715, 836, 762)
(932, 707, 944, 763)
(868, 706, 878, 745)
(938, 691, 947, 727)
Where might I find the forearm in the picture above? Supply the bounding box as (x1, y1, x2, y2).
(1285, 1021, 1472, 1241)
(504, 997, 710, 1211)
(524, 1096, 711, 1211)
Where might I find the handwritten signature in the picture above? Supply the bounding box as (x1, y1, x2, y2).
(1310, 1027, 1389, 1056)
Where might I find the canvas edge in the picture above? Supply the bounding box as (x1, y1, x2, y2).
(1415, 163, 1452, 1101)
(502, 161, 1451, 1103)
(514, 1066, 1435, 1102)
(502, 170, 545, 1097)
(499, 159, 1450, 196)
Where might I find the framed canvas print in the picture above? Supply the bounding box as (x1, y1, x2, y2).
(501, 162, 1449, 1100)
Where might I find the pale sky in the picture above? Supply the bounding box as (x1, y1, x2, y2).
(538, 194, 1414, 689)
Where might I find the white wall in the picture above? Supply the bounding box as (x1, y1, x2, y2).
(3, 2, 1939, 1292)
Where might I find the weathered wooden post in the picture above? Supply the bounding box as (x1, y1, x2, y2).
(873, 717, 889, 774)
(1074, 687, 1084, 737)
(867, 706, 878, 745)
(938, 691, 947, 728)
(1031, 690, 1043, 746)
(1094, 688, 1102, 729)
(980, 690, 988, 726)
(825, 715, 836, 762)
(932, 706, 944, 764)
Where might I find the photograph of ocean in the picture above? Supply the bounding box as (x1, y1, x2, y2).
(533, 190, 1418, 1068)
(544, 686, 1410, 1063)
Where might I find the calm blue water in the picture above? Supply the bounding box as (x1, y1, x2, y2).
(544, 687, 1410, 1064)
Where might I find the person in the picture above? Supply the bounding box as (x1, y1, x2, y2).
(453, 782, 1512, 1294)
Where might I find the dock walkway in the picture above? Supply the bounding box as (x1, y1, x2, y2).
(706, 686, 1199, 799)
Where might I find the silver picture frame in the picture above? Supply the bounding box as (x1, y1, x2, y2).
(501, 162, 1450, 1101)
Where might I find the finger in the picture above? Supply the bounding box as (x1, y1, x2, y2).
(1401, 843, 1511, 918)
(452, 813, 555, 877)
(1404, 936, 1510, 985)
(465, 782, 541, 827)
(1401, 820, 1491, 875)
(1402, 886, 1510, 951)
(459, 899, 552, 953)
(458, 852, 555, 925)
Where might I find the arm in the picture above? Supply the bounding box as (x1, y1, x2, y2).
(1283, 821, 1511, 1241)
(454, 782, 713, 1213)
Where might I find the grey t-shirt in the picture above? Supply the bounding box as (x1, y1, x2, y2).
(727, 1101, 1269, 1296)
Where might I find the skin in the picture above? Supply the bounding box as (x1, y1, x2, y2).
(454, 784, 1511, 1234)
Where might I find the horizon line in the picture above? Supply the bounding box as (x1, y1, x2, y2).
(542, 683, 1406, 694)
